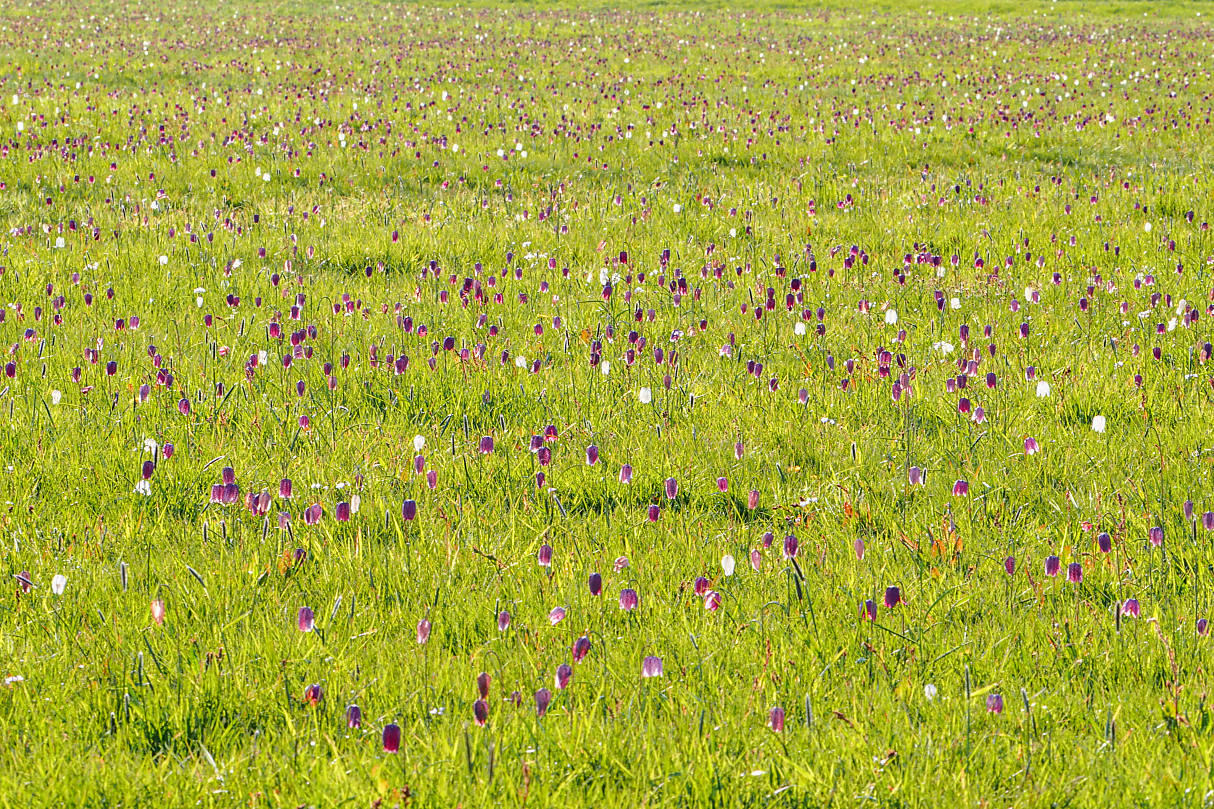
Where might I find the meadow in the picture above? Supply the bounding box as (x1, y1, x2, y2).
(1, 0, 1213, 805)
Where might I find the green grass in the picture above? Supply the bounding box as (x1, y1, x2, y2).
(1, 0, 1214, 806)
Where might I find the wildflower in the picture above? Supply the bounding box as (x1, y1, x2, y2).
(641, 656, 663, 678)
(769, 706, 785, 732)
(383, 723, 401, 752)
(986, 693, 1003, 714)
(297, 606, 315, 632)
(619, 589, 639, 611)
(884, 586, 902, 609)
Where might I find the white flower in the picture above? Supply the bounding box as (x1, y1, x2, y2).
(721, 555, 736, 577)
(143, 438, 158, 454)
(158, 255, 168, 265)
(134, 480, 152, 496)
(514, 355, 527, 368)
(924, 684, 938, 701)
(350, 494, 361, 514)
(600, 361, 610, 376)
(1091, 415, 1106, 433)
(639, 387, 652, 404)
(794, 322, 806, 336)
(51, 574, 67, 595)
(884, 309, 898, 325)
(413, 435, 426, 452)
(1036, 380, 1051, 398)
(949, 297, 961, 310)
(672, 204, 682, 213)
(4, 675, 24, 685)
(54, 236, 65, 249)
(1144, 222, 1152, 232)
(195, 296, 204, 308)
(50, 390, 61, 405)
(932, 341, 954, 355)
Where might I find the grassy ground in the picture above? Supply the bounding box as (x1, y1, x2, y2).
(1, 0, 1213, 806)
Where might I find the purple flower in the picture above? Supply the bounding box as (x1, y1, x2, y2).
(664, 477, 678, 500)
(538, 544, 553, 567)
(554, 663, 573, 690)
(401, 499, 417, 521)
(908, 466, 924, 485)
(716, 477, 728, 492)
(336, 501, 351, 522)
(497, 611, 511, 632)
(278, 478, 292, 499)
(303, 683, 323, 706)
(477, 672, 491, 699)
(548, 606, 567, 625)
(619, 588, 639, 611)
(860, 599, 877, 621)
(1185, 500, 1195, 522)
(782, 534, 799, 559)
(297, 606, 315, 633)
(382, 723, 401, 753)
(769, 706, 785, 732)
(1121, 598, 1140, 618)
(535, 688, 552, 717)
(1004, 556, 1015, 576)
(647, 504, 660, 522)
(1067, 562, 1083, 584)
(1204, 512, 1214, 532)
(1044, 556, 1061, 577)
(345, 704, 362, 729)
(572, 636, 591, 663)
(1149, 526, 1164, 547)
(704, 590, 722, 611)
(641, 656, 663, 678)
(1097, 532, 1112, 553)
(586, 445, 599, 466)
(1199, 618, 1209, 637)
(952, 479, 969, 497)
(747, 489, 759, 509)
(479, 436, 494, 454)
(854, 539, 865, 560)
(417, 618, 431, 645)
(588, 572, 602, 596)
(473, 699, 489, 727)
(619, 464, 633, 484)
(1024, 437, 1039, 455)
(884, 586, 902, 609)
(986, 693, 1003, 714)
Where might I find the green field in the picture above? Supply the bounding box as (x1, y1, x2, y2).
(1, 0, 1213, 805)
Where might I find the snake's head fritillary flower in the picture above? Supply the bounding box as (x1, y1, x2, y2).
(747, 489, 760, 509)
(279, 478, 292, 499)
(782, 534, 799, 559)
(1097, 532, 1112, 553)
(297, 606, 315, 633)
(303, 683, 323, 706)
(1067, 562, 1083, 584)
(497, 611, 511, 631)
(345, 704, 362, 729)
(693, 576, 710, 596)
(860, 599, 877, 621)
(473, 699, 489, 727)
(854, 539, 865, 560)
(548, 606, 567, 625)
(416, 618, 431, 645)
(641, 656, 663, 678)
(884, 586, 901, 609)
(1149, 526, 1163, 547)
(704, 590, 722, 611)
(588, 572, 602, 596)
(1004, 556, 1015, 576)
(614, 556, 630, 571)
(1199, 618, 1210, 637)
(382, 723, 401, 752)
(619, 588, 639, 611)
(647, 504, 660, 522)
(478, 436, 494, 454)
(952, 479, 969, 497)
(150, 599, 166, 625)
(537, 544, 553, 567)
(535, 688, 552, 717)
(401, 499, 417, 521)
(986, 693, 1003, 714)
(749, 549, 761, 572)
(619, 464, 633, 484)
(769, 706, 785, 732)
(1024, 437, 1039, 455)
(586, 445, 599, 466)
(51, 574, 66, 595)
(664, 478, 678, 500)
(336, 501, 351, 522)
(477, 672, 491, 699)
(572, 636, 592, 663)
(555, 663, 573, 690)
(908, 466, 923, 485)
(1204, 512, 1214, 532)
(1121, 598, 1140, 618)
(1185, 500, 1195, 522)
(1045, 555, 1061, 577)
